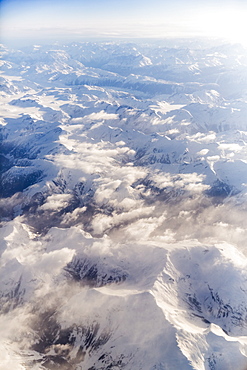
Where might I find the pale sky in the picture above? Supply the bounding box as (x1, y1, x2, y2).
(1, 0, 247, 45)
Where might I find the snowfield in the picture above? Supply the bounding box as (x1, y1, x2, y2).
(1, 40, 247, 370)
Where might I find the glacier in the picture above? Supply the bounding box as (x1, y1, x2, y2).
(1, 39, 247, 370)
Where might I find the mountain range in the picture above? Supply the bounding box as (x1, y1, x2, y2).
(1, 39, 247, 370)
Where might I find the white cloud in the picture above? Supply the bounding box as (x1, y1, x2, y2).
(197, 149, 209, 156)
(40, 193, 73, 211)
(34, 248, 75, 276)
(91, 206, 155, 235)
(150, 172, 209, 193)
(86, 111, 119, 121)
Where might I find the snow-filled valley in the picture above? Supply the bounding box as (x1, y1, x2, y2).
(1, 40, 247, 370)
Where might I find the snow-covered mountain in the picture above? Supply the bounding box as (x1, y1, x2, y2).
(1, 40, 247, 370)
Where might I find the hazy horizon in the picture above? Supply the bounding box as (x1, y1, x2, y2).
(1, 0, 247, 46)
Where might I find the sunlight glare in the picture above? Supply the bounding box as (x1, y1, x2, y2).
(196, 8, 247, 46)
